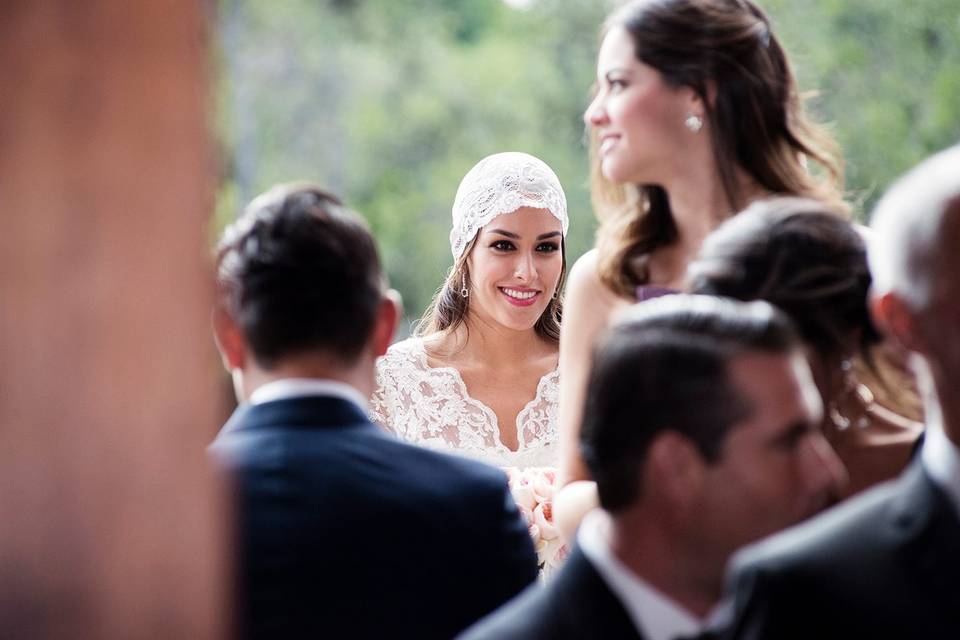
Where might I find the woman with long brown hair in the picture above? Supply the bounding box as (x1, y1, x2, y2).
(556, 0, 847, 530)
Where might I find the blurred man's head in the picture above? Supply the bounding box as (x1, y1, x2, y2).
(581, 295, 845, 591)
(213, 184, 397, 400)
(868, 145, 960, 439)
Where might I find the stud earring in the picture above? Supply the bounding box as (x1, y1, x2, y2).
(460, 272, 469, 298)
(684, 114, 703, 133)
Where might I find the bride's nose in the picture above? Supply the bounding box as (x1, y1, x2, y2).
(514, 253, 537, 282)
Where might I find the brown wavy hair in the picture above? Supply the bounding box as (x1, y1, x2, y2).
(591, 0, 847, 296)
(416, 236, 566, 343)
(687, 198, 877, 367)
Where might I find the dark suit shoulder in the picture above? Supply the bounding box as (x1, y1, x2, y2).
(212, 396, 538, 639)
(459, 546, 642, 640)
(458, 582, 559, 640)
(723, 463, 960, 639)
(731, 469, 910, 575)
(213, 397, 506, 489)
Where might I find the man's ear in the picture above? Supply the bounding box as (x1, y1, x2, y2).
(371, 289, 402, 357)
(870, 290, 921, 353)
(644, 430, 708, 516)
(212, 307, 246, 371)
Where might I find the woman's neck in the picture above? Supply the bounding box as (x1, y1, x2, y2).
(662, 156, 766, 252)
(430, 316, 552, 370)
(645, 163, 768, 289)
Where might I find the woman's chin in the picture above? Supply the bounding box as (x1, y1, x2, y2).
(600, 159, 634, 185)
(492, 310, 544, 333)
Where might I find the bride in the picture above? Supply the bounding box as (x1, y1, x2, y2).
(371, 151, 568, 573)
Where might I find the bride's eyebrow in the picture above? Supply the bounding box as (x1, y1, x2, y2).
(486, 230, 561, 240)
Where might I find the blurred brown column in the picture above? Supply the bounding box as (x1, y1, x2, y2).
(0, 2, 226, 638)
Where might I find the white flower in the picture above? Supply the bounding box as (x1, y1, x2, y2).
(532, 501, 558, 541)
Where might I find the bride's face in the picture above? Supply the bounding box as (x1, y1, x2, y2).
(466, 207, 563, 333)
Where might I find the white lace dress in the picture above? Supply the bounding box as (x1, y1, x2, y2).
(371, 337, 568, 575)
(370, 337, 560, 468)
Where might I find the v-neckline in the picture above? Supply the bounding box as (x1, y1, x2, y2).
(413, 339, 558, 454)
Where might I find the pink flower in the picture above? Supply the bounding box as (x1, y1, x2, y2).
(505, 466, 568, 578)
(531, 468, 556, 504)
(518, 486, 539, 513)
(545, 540, 569, 569)
(532, 501, 559, 541)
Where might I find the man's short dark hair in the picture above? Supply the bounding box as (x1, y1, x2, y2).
(581, 295, 799, 512)
(215, 184, 383, 368)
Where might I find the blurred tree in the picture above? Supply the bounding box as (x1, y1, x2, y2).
(214, 0, 960, 331)
(765, 0, 960, 213)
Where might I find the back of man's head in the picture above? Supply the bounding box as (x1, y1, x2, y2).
(582, 295, 800, 512)
(216, 184, 383, 368)
(869, 144, 960, 312)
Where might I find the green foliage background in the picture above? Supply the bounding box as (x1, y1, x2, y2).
(215, 0, 960, 332)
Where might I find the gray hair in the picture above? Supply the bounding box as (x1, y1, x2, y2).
(869, 145, 960, 310)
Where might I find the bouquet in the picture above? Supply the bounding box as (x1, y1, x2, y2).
(504, 466, 569, 579)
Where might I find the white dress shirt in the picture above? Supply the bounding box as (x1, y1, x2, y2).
(921, 420, 960, 517)
(248, 378, 368, 412)
(577, 509, 704, 640)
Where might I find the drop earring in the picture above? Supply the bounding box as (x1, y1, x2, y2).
(460, 272, 469, 298)
(684, 114, 703, 133)
(827, 358, 874, 431)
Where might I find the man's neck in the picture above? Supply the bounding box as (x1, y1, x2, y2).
(608, 512, 719, 620)
(918, 356, 960, 446)
(236, 351, 374, 404)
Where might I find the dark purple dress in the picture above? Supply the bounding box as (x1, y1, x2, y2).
(635, 284, 678, 302)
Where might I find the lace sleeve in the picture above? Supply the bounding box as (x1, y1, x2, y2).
(370, 349, 402, 435)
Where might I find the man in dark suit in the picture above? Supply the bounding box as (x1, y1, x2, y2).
(461, 295, 846, 640)
(209, 185, 538, 639)
(721, 145, 960, 639)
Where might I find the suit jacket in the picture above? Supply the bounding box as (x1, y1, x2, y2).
(722, 460, 960, 639)
(458, 545, 644, 640)
(210, 395, 538, 640)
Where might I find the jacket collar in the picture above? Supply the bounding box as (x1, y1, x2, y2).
(551, 545, 646, 639)
(220, 394, 371, 436)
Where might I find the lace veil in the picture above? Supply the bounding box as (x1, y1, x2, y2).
(450, 152, 569, 259)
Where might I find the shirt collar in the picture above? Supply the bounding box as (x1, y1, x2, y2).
(248, 378, 368, 412)
(577, 509, 703, 640)
(921, 420, 960, 517)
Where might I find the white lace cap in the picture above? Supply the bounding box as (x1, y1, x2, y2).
(450, 152, 568, 259)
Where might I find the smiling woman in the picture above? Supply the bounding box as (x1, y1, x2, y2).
(554, 0, 850, 540)
(370, 152, 570, 576)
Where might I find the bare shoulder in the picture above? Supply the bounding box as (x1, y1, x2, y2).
(564, 249, 632, 334)
(566, 249, 604, 294)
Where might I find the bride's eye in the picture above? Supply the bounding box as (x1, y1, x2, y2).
(536, 242, 560, 253)
(491, 240, 516, 251)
